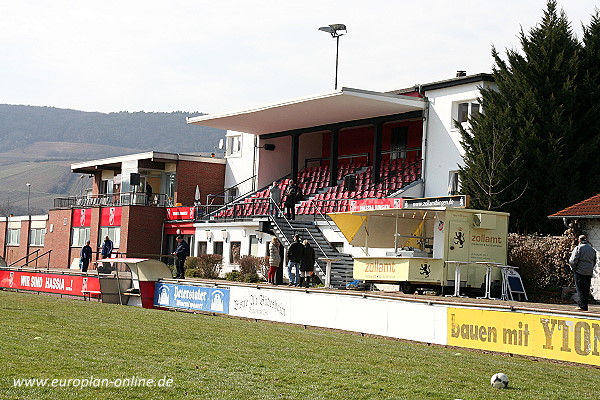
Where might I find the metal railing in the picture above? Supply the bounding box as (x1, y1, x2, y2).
(9, 249, 52, 269)
(54, 192, 172, 209)
(304, 152, 370, 169)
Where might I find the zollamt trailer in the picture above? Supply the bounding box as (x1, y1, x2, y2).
(329, 205, 509, 295)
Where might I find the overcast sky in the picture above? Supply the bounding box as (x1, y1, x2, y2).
(1, 1, 597, 115)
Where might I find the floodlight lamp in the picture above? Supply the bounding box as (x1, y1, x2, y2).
(318, 24, 346, 38)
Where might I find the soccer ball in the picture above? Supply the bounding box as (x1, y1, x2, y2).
(490, 373, 509, 389)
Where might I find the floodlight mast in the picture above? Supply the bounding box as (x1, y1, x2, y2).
(318, 24, 347, 90)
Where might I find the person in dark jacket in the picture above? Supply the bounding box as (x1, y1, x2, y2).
(172, 236, 190, 279)
(300, 239, 316, 288)
(275, 239, 285, 285)
(284, 180, 302, 220)
(80, 240, 92, 273)
(101, 236, 113, 259)
(286, 235, 304, 286)
(569, 234, 597, 311)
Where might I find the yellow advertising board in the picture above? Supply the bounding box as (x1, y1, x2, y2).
(354, 257, 444, 282)
(448, 308, 600, 366)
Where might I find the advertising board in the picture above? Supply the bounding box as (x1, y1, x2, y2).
(448, 307, 600, 366)
(0, 270, 100, 296)
(153, 282, 229, 313)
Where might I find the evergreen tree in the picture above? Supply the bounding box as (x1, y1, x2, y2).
(460, 1, 592, 234)
(578, 10, 600, 193)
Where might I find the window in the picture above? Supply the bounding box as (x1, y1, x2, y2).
(197, 241, 208, 255)
(390, 127, 408, 160)
(227, 187, 239, 203)
(99, 226, 120, 248)
(249, 235, 259, 256)
(7, 229, 20, 246)
(448, 171, 460, 195)
(29, 228, 46, 246)
(454, 101, 481, 125)
(226, 135, 242, 156)
(213, 241, 224, 256)
(230, 241, 241, 264)
(71, 227, 90, 247)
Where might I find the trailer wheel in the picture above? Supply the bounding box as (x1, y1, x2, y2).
(401, 282, 417, 294)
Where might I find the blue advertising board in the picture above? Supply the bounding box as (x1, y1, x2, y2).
(154, 282, 230, 314)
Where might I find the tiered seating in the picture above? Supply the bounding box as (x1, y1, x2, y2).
(213, 157, 422, 218)
(297, 165, 330, 196)
(296, 157, 422, 214)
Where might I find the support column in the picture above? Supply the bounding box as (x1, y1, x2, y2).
(291, 134, 299, 182)
(329, 129, 339, 187)
(372, 123, 383, 185)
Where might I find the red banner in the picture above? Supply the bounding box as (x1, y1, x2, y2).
(166, 207, 196, 221)
(73, 208, 91, 227)
(164, 222, 195, 235)
(100, 206, 122, 226)
(348, 198, 403, 212)
(0, 270, 100, 297)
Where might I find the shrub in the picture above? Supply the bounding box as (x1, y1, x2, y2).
(225, 271, 241, 281)
(507, 233, 575, 291)
(184, 254, 223, 279)
(226, 256, 267, 283)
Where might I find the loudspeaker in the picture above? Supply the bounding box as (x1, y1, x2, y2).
(263, 144, 276, 151)
(344, 174, 356, 191)
(130, 173, 141, 186)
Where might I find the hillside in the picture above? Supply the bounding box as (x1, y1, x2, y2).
(0, 105, 226, 214)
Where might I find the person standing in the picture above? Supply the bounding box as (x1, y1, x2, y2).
(269, 181, 281, 217)
(275, 238, 285, 285)
(101, 236, 113, 259)
(267, 237, 281, 284)
(80, 240, 92, 273)
(300, 239, 316, 288)
(569, 234, 597, 311)
(287, 235, 304, 286)
(172, 235, 189, 279)
(145, 182, 153, 205)
(284, 180, 302, 220)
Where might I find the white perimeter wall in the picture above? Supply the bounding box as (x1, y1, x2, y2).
(423, 81, 496, 197)
(229, 286, 448, 344)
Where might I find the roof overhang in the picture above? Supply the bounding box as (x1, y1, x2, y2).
(71, 151, 225, 174)
(548, 214, 600, 219)
(186, 87, 426, 135)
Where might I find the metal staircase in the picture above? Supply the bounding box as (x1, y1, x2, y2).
(269, 217, 354, 289)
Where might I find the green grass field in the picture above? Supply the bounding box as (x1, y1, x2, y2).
(0, 290, 598, 400)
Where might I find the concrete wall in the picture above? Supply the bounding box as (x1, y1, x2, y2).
(257, 136, 292, 189)
(224, 131, 257, 196)
(584, 222, 600, 300)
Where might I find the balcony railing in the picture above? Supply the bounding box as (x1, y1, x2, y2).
(54, 192, 173, 209)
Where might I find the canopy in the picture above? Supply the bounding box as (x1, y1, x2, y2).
(187, 88, 425, 135)
(96, 258, 172, 281)
(328, 208, 437, 248)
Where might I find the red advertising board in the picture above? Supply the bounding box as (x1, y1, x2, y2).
(348, 198, 403, 212)
(100, 206, 122, 226)
(72, 208, 91, 227)
(166, 207, 196, 221)
(0, 270, 100, 297)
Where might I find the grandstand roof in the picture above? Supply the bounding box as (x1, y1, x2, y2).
(186, 87, 425, 135)
(548, 193, 600, 219)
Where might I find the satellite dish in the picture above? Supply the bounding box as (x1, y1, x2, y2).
(217, 139, 224, 150)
